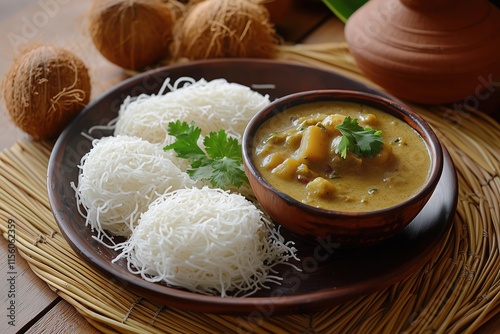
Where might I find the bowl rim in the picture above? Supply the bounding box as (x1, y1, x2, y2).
(242, 89, 444, 218)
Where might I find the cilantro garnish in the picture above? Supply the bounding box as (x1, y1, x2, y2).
(334, 116, 383, 158)
(164, 121, 248, 189)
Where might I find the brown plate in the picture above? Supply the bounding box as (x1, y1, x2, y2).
(47, 59, 458, 315)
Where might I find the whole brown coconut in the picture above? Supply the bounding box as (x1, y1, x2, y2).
(3, 45, 91, 140)
(88, 0, 178, 70)
(174, 0, 278, 60)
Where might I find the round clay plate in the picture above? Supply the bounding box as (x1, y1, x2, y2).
(47, 59, 458, 315)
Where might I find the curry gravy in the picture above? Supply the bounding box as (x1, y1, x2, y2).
(252, 101, 431, 212)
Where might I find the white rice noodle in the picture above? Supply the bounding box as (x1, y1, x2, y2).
(72, 135, 195, 241)
(113, 187, 299, 297)
(114, 78, 270, 147)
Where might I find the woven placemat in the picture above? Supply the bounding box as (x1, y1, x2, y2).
(1, 43, 499, 333)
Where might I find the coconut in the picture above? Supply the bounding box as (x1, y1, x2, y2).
(173, 0, 278, 60)
(88, 0, 181, 70)
(3, 45, 91, 140)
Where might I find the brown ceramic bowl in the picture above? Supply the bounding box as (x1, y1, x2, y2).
(243, 90, 444, 248)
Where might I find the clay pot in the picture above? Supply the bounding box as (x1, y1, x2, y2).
(344, 0, 500, 104)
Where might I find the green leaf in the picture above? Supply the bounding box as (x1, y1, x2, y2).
(164, 121, 206, 163)
(352, 128, 383, 158)
(336, 135, 351, 159)
(164, 121, 249, 189)
(321, 0, 368, 23)
(209, 157, 248, 189)
(188, 164, 215, 182)
(204, 130, 242, 161)
(335, 116, 383, 158)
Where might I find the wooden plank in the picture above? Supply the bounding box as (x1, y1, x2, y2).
(0, 236, 57, 333)
(0, 0, 124, 151)
(25, 300, 101, 334)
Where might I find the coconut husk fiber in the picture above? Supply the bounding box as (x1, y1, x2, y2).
(0, 43, 499, 333)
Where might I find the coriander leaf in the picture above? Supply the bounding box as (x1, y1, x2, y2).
(203, 130, 248, 188)
(335, 116, 383, 158)
(164, 121, 207, 164)
(204, 130, 242, 161)
(336, 135, 351, 159)
(188, 164, 215, 183)
(164, 121, 249, 189)
(207, 157, 248, 189)
(189, 160, 246, 189)
(352, 128, 383, 158)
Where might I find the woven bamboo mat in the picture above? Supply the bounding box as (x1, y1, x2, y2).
(1, 43, 499, 333)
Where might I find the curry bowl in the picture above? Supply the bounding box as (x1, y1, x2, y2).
(242, 90, 444, 247)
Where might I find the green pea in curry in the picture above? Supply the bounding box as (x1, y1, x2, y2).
(252, 101, 431, 212)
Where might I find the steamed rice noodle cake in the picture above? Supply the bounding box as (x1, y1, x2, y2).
(73, 135, 194, 241)
(114, 187, 298, 297)
(114, 78, 270, 146)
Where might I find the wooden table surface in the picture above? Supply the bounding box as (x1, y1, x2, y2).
(0, 1, 498, 333)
